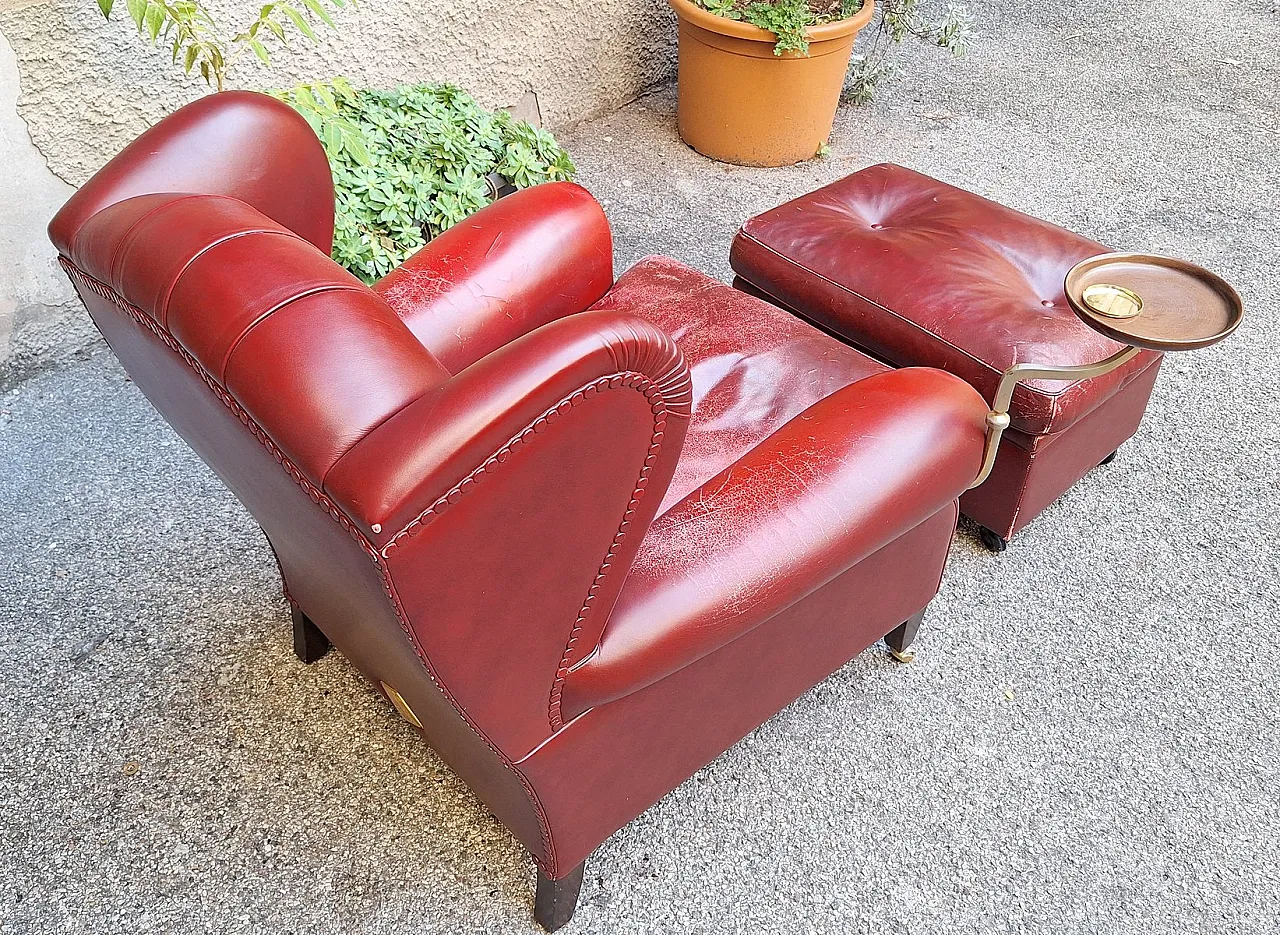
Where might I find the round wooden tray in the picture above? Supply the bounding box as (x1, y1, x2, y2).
(1064, 253, 1244, 351)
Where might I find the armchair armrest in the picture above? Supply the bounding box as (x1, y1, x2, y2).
(562, 367, 988, 715)
(323, 309, 692, 759)
(372, 182, 614, 373)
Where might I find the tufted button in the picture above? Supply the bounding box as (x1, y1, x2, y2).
(870, 223, 884, 230)
(1041, 300, 1055, 308)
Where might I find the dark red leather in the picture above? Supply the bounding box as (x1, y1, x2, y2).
(51, 93, 992, 897)
(525, 504, 959, 875)
(959, 355, 1163, 538)
(49, 91, 334, 255)
(326, 310, 693, 757)
(70, 192, 449, 487)
(587, 256, 888, 513)
(729, 163, 1160, 436)
(564, 367, 985, 714)
(373, 182, 615, 373)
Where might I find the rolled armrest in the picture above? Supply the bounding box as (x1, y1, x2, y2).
(372, 182, 614, 373)
(323, 310, 692, 759)
(562, 367, 988, 715)
(324, 309, 690, 540)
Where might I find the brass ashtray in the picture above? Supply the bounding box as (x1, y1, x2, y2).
(1065, 252, 1244, 351)
(1081, 282, 1143, 319)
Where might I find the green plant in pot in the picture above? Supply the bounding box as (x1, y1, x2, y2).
(668, 0, 972, 166)
(275, 79, 577, 283)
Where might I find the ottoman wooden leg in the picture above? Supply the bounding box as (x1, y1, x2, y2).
(885, 608, 926, 663)
(1098, 448, 1119, 466)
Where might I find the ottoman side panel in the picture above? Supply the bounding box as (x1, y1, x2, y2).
(961, 355, 1163, 538)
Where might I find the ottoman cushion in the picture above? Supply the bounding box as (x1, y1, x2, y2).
(730, 163, 1161, 437)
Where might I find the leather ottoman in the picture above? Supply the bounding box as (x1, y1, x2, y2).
(730, 163, 1164, 548)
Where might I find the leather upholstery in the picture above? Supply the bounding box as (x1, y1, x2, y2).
(729, 163, 1160, 436)
(373, 182, 615, 373)
(588, 256, 889, 513)
(564, 366, 985, 714)
(70, 192, 449, 487)
(51, 93, 990, 895)
(959, 355, 1163, 538)
(49, 91, 335, 256)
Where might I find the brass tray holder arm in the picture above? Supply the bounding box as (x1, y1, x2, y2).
(965, 252, 1243, 490)
(969, 345, 1142, 489)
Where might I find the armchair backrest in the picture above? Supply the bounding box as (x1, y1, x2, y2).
(49, 91, 335, 256)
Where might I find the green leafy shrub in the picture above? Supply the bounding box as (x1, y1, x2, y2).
(96, 0, 348, 91)
(274, 79, 577, 283)
(695, 0, 972, 100)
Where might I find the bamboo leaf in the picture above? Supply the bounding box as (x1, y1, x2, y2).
(183, 42, 199, 72)
(125, 0, 147, 28)
(144, 3, 166, 42)
(313, 82, 336, 111)
(278, 5, 317, 40)
(249, 37, 270, 64)
(97, 0, 115, 17)
(323, 121, 341, 152)
(299, 0, 335, 28)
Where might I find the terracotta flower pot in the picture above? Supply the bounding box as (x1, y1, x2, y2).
(668, 0, 875, 166)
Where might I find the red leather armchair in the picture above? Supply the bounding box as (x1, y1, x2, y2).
(50, 92, 989, 929)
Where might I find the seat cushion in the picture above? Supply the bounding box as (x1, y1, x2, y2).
(730, 163, 1161, 437)
(589, 256, 887, 515)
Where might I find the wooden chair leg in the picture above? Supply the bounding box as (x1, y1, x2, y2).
(885, 608, 926, 663)
(535, 861, 584, 932)
(291, 607, 330, 664)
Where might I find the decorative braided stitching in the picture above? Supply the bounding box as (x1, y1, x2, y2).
(374, 371, 675, 733)
(60, 259, 564, 873)
(546, 381, 668, 729)
(382, 372, 668, 553)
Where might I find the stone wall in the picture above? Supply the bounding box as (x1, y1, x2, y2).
(0, 0, 677, 384)
(0, 28, 83, 389)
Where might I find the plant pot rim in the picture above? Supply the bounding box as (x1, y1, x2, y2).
(667, 0, 876, 45)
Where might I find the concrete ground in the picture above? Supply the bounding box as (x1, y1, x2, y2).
(2, 0, 1278, 932)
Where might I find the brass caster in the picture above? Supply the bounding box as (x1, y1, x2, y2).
(889, 646, 916, 664)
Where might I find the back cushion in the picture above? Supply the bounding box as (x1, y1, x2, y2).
(69, 192, 450, 486)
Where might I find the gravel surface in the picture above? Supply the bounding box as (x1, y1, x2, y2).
(2, 0, 1278, 932)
